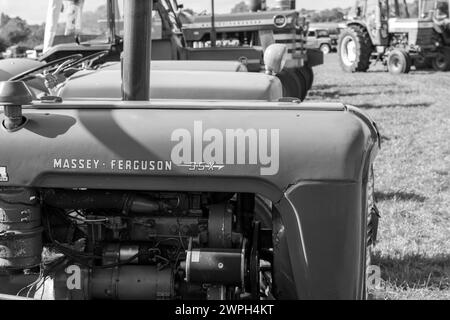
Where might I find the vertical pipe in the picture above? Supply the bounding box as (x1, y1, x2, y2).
(211, 0, 217, 47)
(107, 0, 116, 44)
(249, 0, 262, 12)
(122, 0, 152, 101)
(276, 0, 295, 10)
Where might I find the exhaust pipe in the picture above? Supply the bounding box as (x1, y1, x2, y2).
(249, 0, 263, 12)
(122, 0, 152, 101)
(275, 0, 296, 10)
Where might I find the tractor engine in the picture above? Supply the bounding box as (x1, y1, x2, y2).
(0, 188, 272, 300)
(390, 33, 410, 49)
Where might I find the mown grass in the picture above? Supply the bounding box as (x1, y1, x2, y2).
(307, 55, 450, 300)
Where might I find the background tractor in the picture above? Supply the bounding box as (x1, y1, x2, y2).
(20, 0, 321, 101)
(338, 0, 450, 74)
(173, 0, 323, 100)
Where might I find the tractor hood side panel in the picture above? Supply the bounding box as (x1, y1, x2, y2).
(0, 105, 376, 192)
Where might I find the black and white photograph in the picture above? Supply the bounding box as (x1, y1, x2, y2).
(0, 0, 448, 307)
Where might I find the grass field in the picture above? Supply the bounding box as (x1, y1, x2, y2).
(307, 55, 450, 300)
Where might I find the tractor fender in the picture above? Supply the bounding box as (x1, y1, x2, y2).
(345, 21, 368, 30)
(344, 22, 373, 42)
(0, 58, 45, 81)
(346, 21, 370, 29)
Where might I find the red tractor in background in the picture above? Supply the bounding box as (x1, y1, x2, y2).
(338, 0, 450, 74)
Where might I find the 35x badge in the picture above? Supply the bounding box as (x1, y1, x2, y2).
(177, 162, 225, 172)
(0, 167, 8, 182)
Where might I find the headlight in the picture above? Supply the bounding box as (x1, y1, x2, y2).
(264, 44, 288, 75)
(273, 15, 288, 28)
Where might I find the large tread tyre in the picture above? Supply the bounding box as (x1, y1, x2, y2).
(431, 51, 450, 71)
(414, 56, 432, 70)
(294, 70, 308, 101)
(364, 245, 374, 300)
(300, 65, 314, 90)
(404, 51, 412, 73)
(298, 67, 310, 93)
(338, 25, 373, 73)
(277, 70, 301, 100)
(387, 49, 411, 74)
(364, 166, 379, 300)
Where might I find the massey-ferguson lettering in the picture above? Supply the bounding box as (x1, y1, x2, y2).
(0, 0, 380, 300)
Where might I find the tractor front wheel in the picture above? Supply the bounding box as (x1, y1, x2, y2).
(320, 44, 331, 55)
(338, 25, 373, 72)
(387, 49, 411, 75)
(431, 52, 450, 71)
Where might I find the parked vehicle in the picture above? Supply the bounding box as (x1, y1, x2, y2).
(305, 28, 335, 54)
(1, 45, 30, 59)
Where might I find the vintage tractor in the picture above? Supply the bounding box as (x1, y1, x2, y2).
(0, 0, 380, 300)
(338, 0, 450, 74)
(5, 0, 320, 101)
(180, 0, 323, 100)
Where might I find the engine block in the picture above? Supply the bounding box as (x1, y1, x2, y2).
(0, 188, 270, 300)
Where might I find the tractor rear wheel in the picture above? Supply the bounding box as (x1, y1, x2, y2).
(363, 166, 380, 300)
(338, 25, 373, 72)
(431, 52, 450, 71)
(277, 70, 300, 101)
(295, 70, 308, 101)
(300, 66, 314, 90)
(277, 69, 308, 101)
(414, 56, 432, 70)
(387, 49, 411, 74)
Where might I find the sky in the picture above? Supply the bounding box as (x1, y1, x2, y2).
(0, 0, 355, 24)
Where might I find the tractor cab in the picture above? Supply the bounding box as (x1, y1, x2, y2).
(420, 0, 449, 19)
(346, 0, 390, 46)
(41, 0, 182, 62)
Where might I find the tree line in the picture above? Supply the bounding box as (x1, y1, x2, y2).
(0, 13, 45, 52)
(230, 1, 349, 22)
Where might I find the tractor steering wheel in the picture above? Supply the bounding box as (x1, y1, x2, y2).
(56, 50, 110, 71)
(9, 50, 110, 82)
(9, 54, 84, 81)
